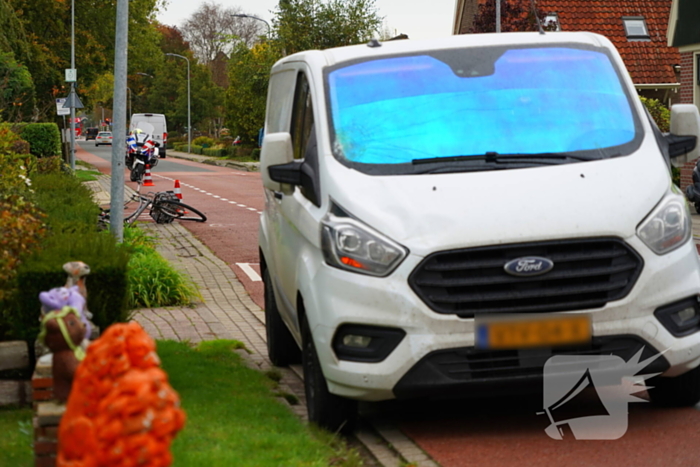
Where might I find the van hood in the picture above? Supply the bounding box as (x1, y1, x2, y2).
(326, 146, 670, 258)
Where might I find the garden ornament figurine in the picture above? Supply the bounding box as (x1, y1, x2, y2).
(38, 306, 86, 402)
(39, 286, 91, 344)
(63, 261, 97, 338)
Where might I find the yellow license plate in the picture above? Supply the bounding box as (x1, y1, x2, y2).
(476, 315, 591, 350)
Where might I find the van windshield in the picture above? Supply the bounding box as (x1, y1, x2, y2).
(325, 45, 641, 174)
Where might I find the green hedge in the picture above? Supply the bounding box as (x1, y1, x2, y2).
(20, 123, 61, 158)
(10, 230, 130, 344)
(190, 144, 203, 155)
(31, 173, 100, 232)
(0, 170, 130, 348)
(202, 148, 226, 157)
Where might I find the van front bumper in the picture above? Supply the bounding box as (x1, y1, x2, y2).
(306, 236, 700, 401)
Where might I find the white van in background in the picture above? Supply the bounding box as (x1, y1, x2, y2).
(130, 113, 168, 158)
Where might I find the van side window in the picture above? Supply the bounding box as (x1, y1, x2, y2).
(291, 73, 315, 160)
(290, 72, 321, 206)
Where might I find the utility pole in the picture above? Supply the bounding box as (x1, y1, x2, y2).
(69, 0, 76, 170)
(110, 0, 128, 243)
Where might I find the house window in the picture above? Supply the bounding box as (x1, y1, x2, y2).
(544, 13, 560, 31)
(622, 17, 650, 41)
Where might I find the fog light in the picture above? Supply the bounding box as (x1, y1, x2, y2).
(343, 334, 372, 348)
(333, 324, 406, 362)
(654, 297, 700, 337)
(673, 307, 697, 325)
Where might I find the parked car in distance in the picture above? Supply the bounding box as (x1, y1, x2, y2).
(258, 31, 700, 434)
(130, 113, 167, 158)
(85, 128, 99, 141)
(95, 132, 113, 146)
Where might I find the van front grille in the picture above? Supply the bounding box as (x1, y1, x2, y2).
(409, 238, 643, 317)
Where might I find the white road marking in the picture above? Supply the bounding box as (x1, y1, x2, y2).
(247, 207, 256, 211)
(213, 195, 221, 199)
(221, 198, 228, 201)
(236, 263, 262, 282)
(237, 204, 247, 207)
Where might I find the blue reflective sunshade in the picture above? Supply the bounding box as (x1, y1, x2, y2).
(327, 48, 637, 164)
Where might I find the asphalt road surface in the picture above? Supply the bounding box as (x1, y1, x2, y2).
(77, 141, 700, 467)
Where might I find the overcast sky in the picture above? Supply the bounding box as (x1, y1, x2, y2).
(156, 0, 457, 41)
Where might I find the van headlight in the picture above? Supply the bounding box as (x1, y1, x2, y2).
(321, 207, 408, 277)
(637, 194, 691, 255)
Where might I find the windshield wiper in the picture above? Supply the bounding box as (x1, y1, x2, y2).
(412, 151, 604, 166)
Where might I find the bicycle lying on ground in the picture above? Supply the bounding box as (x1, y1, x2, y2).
(99, 182, 206, 227)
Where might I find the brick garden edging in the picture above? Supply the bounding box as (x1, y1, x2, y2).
(32, 354, 63, 467)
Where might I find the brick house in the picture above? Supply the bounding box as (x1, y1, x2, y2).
(453, 0, 682, 106)
(667, 0, 700, 188)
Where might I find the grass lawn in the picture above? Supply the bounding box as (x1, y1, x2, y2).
(160, 340, 362, 467)
(74, 169, 103, 182)
(0, 406, 33, 466)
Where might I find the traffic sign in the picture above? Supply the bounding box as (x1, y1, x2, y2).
(55, 98, 70, 116)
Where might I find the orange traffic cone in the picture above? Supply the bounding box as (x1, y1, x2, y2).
(174, 180, 183, 200)
(143, 165, 155, 187)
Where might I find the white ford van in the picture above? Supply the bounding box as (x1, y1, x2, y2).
(130, 113, 168, 157)
(258, 32, 700, 432)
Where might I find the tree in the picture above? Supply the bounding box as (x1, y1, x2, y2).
(470, 0, 548, 33)
(226, 41, 280, 143)
(273, 0, 383, 55)
(6, 0, 164, 119)
(181, 2, 264, 64)
(0, 52, 35, 122)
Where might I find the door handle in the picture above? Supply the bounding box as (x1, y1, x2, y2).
(274, 191, 283, 200)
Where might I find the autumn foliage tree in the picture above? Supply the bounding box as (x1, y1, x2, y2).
(470, 0, 548, 33)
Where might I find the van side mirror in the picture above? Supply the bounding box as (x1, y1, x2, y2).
(261, 133, 293, 192)
(669, 104, 700, 165)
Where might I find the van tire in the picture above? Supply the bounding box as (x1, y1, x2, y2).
(302, 317, 357, 434)
(263, 269, 300, 366)
(648, 365, 700, 407)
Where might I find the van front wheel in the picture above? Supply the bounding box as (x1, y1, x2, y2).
(263, 269, 300, 366)
(302, 317, 357, 434)
(648, 365, 700, 407)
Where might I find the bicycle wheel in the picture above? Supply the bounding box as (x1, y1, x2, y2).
(154, 200, 207, 223)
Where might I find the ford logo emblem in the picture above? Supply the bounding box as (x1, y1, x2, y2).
(504, 257, 554, 277)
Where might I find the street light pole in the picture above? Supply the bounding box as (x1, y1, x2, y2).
(69, 0, 76, 170)
(231, 13, 271, 37)
(165, 53, 190, 153)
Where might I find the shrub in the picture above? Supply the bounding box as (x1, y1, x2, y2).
(251, 148, 261, 160)
(20, 123, 61, 158)
(190, 144, 203, 155)
(33, 156, 64, 175)
(202, 148, 226, 157)
(192, 136, 215, 148)
(30, 173, 100, 232)
(7, 230, 131, 345)
(0, 194, 47, 304)
(640, 97, 670, 133)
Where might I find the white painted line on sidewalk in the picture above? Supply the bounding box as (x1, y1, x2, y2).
(236, 263, 262, 282)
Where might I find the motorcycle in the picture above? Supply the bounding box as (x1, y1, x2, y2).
(126, 122, 159, 182)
